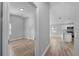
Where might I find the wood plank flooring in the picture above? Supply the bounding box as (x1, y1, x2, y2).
(8, 38, 35, 56)
(8, 36, 74, 56)
(45, 36, 74, 56)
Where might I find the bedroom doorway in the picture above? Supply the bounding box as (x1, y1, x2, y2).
(2, 2, 37, 56)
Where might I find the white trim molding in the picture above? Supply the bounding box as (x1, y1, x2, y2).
(42, 44, 50, 56)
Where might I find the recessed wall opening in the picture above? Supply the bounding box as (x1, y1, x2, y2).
(7, 2, 36, 56)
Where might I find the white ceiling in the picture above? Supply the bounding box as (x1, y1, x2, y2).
(50, 2, 79, 24)
(9, 2, 36, 18)
(9, 2, 79, 23)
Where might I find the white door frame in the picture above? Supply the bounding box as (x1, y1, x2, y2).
(2, 2, 9, 56)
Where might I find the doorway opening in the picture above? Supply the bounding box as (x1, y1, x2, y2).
(7, 2, 36, 56)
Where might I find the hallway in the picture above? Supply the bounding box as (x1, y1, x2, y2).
(45, 36, 74, 56)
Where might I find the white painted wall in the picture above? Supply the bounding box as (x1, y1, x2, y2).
(9, 13, 36, 40)
(24, 12, 36, 40)
(73, 5, 79, 55)
(9, 14, 25, 40)
(50, 2, 74, 25)
(34, 2, 49, 56)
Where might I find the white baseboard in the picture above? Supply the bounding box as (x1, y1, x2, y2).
(24, 36, 34, 40)
(9, 36, 34, 41)
(9, 36, 25, 41)
(42, 44, 50, 56)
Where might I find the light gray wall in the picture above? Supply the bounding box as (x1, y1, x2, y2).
(9, 14, 25, 40)
(9, 13, 36, 40)
(35, 2, 49, 56)
(50, 2, 74, 25)
(24, 12, 35, 40)
(73, 6, 79, 55)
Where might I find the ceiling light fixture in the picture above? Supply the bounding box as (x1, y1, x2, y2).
(19, 8, 24, 11)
